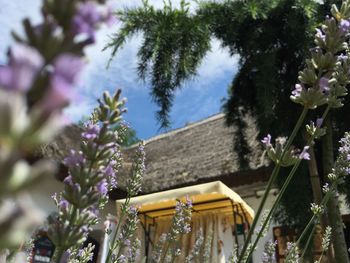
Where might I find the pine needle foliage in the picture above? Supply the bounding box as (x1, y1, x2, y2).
(105, 0, 211, 127)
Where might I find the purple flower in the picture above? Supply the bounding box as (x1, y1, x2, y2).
(185, 195, 193, 207)
(316, 118, 323, 128)
(261, 134, 272, 147)
(291, 84, 303, 97)
(59, 251, 71, 263)
(299, 146, 310, 160)
(319, 77, 330, 93)
(105, 162, 116, 177)
(97, 179, 108, 195)
(82, 124, 100, 140)
(338, 54, 348, 62)
(63, 175, 73, 186)
(316, 28, 326, 41)
(81, 225, 90, 233)
(124, 239, 131, 246)
(41, 54, 84, 112)
(0, 44, 43, 92)
(58, 199, 69, 210)
(64, 150, 86, 167)
(52, 54, 84, 85)
(72, 1, 102, 41)
(340, 19, 350, 34)
(118, 255, 127, 263)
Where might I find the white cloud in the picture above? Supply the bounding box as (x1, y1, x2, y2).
(0, 0, 239, 136)
(0, 0, 41, 61)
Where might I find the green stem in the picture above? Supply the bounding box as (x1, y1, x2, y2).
(161, 241, 171, 263)
(285, 182, 336, 261)
(300, 221, 318, 260)
(105, 198, 131, 262)
(244, 156, 304, 262)
(54, 247, 65, 263)
(237, 107, 308, 263)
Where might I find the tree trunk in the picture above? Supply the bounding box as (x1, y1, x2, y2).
(322, 115, 349, 263)
(303, 131, 332, 261)
(307, 145, 323, 206)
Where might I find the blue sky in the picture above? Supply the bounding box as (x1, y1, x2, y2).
(0, 0, 239, 139)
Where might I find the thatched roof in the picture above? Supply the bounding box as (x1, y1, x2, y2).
(42, 114, 269, 197)
(41, 124, 82, 162)
(120, 113, 268, 194)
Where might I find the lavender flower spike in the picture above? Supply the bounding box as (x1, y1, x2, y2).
(299, 146, 310, 160)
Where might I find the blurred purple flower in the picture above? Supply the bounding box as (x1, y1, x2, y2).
(338, 54, 348, 62)
(82, 124, 100, 140)
(340, 19, 350, 34)
(261, 134, 272, 147)
(299, 146, 310, 160)
(319, 77, 330, 93)
(59, 250, 71, 263)
(59, 199, 69, 210)
(53, 54, 85, 85)
(64, 150, 86, 167)
(63, 175, 73, 186)
(291, 84, 303, 97)
(72, 1, 101, 41)
(42, 54, 84, 111)
(104, 162, 117, 188)
(316, 28, 326, 41)
(316, 118, 323, 128)
(97, 179, 108, 195)
(0, 44, 43, 92)
(118, 255, 127, 263)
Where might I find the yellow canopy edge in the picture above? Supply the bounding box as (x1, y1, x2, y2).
(116, 181, 254, 224)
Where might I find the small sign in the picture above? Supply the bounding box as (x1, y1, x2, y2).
(32, 234, 55, 263)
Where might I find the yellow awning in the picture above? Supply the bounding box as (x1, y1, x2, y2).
(116, 181, 254, 224)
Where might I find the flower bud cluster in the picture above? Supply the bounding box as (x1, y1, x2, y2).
(261, 135, 310, 167)
(112, 205, 140, 261)
(322, 226, 332, 251)
(168, 197, 193, 239)
(185, 229, 204, 262)
(291, 3, 350, 109)
(105, 141, 145, 262)
(327, 132, 350, 183)
(151, 197, 192, 262)
(310, 203, 325, 216)
(68, 243, 95, 263)
(126, 142, 146, 196)
(261, 240, 277, 263)
(306, 118, 327, 139)
(48, 90, 127, 260)
(284, 242, 300, 263)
